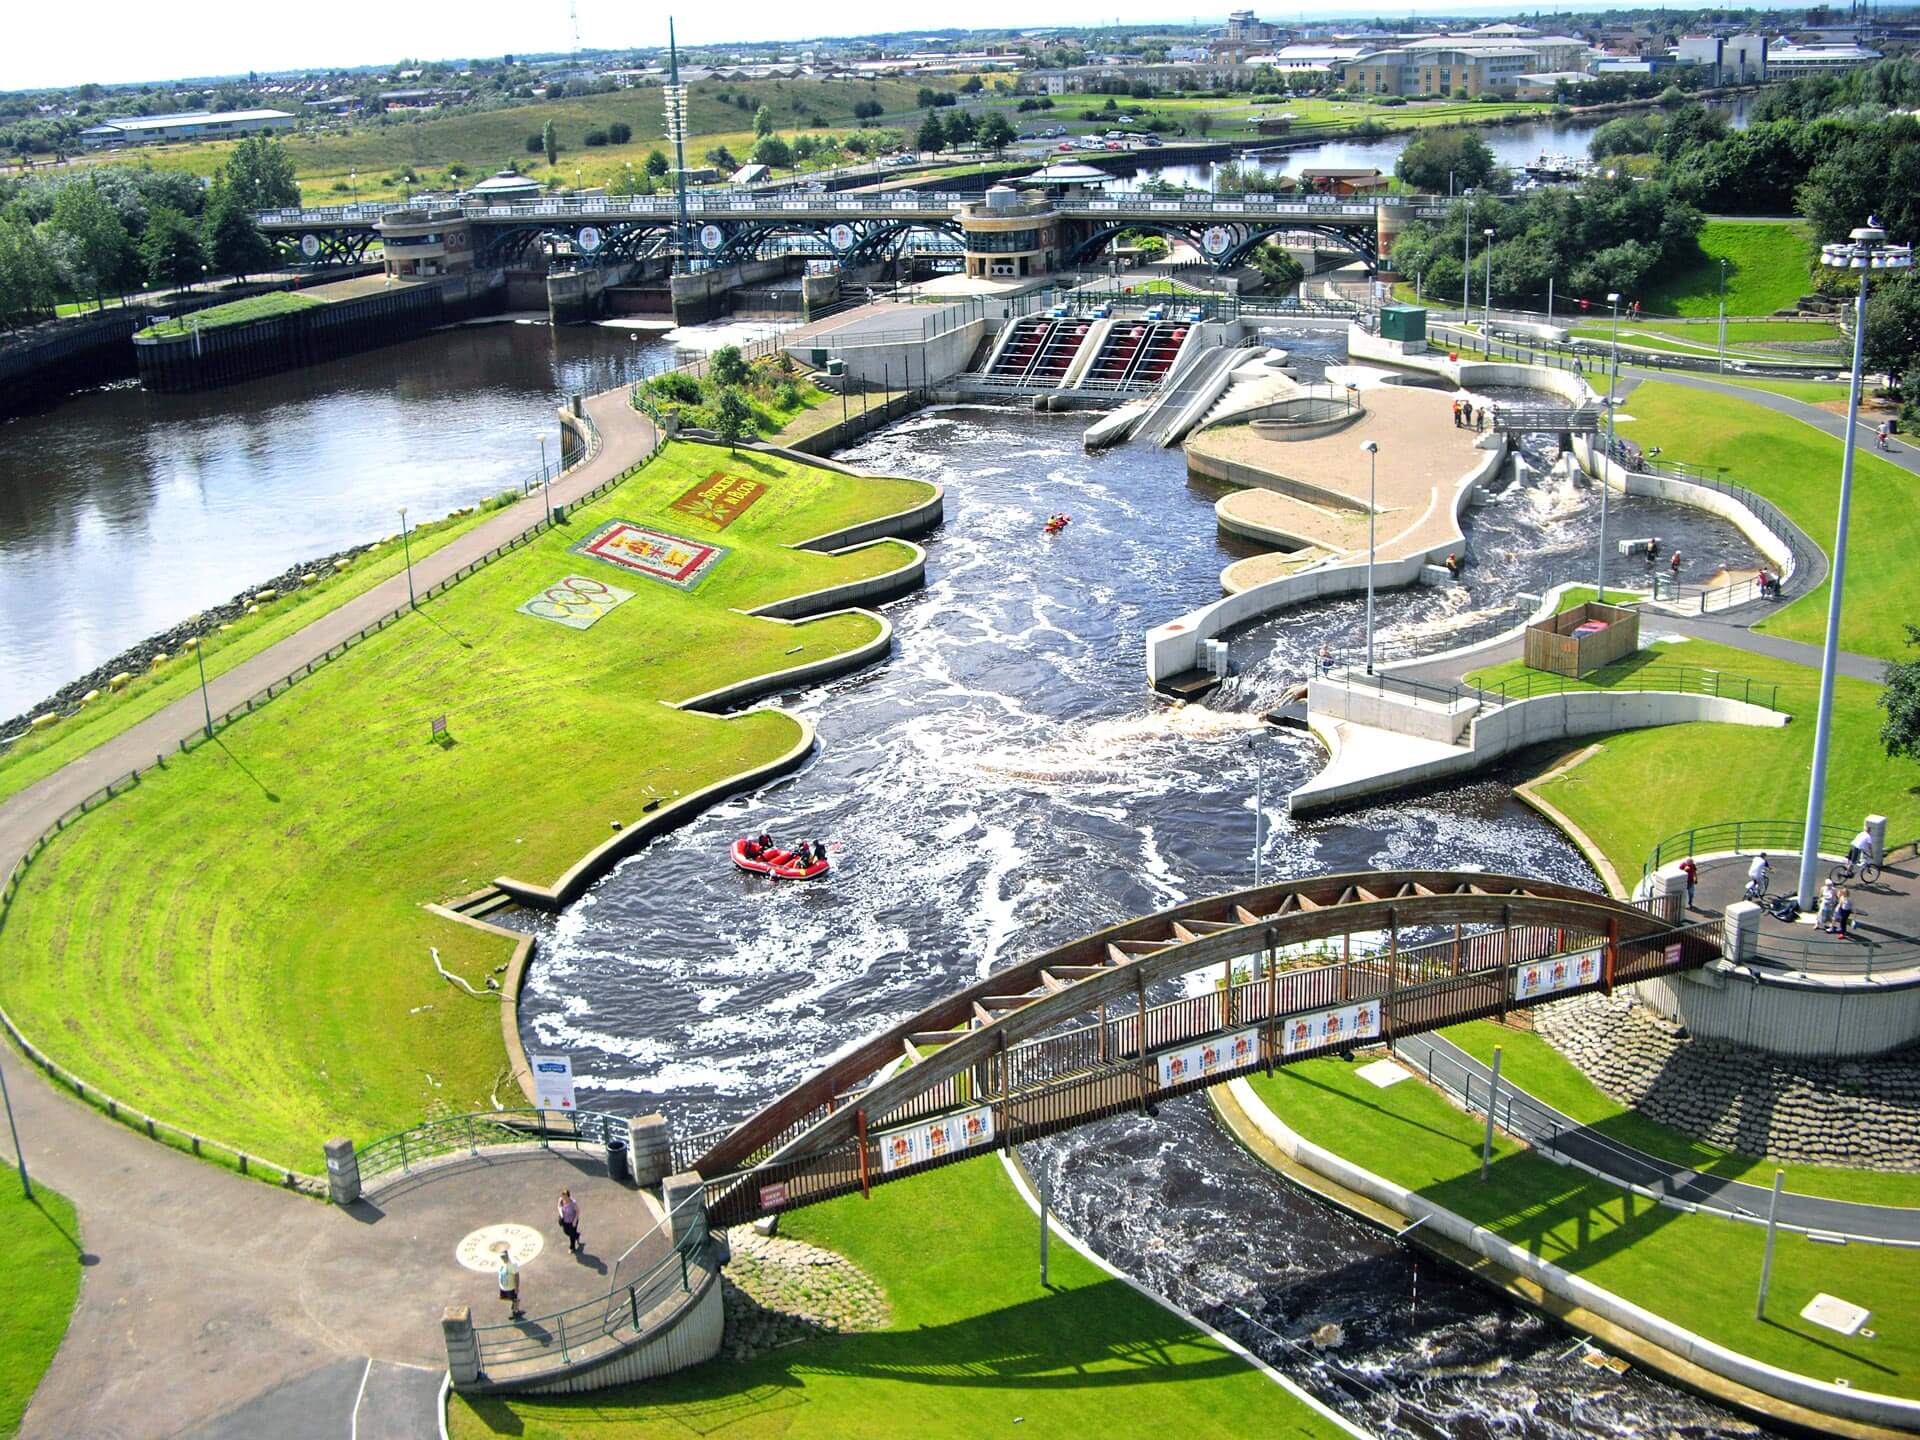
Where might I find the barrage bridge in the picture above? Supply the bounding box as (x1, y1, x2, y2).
(257, 189, 1459, 272)
(676, 869, 1719, 1227)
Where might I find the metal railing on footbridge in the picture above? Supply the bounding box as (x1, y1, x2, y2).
(1331, 659, 1781, 715)
(352, 1108, 629, 1186)
(694, 913, 1722, 1228)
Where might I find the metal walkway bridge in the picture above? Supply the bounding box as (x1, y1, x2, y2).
(683, 870, 1719, 1227)
(1486, 401, 1606, 435)
(257, 189, 1456, 270)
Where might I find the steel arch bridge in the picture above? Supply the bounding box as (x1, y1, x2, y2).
(1059, 218, 1380, 271)
(687, 869, 1720, 1226)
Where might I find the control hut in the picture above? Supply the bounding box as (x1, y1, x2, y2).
(1524, 601, 1639, 677)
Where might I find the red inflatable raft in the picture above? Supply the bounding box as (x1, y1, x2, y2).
(731, 839, 830, 881)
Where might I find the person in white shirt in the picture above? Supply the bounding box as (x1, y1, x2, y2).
(1746, 853, 1770, 898)
(1850, 829, 1876, 869)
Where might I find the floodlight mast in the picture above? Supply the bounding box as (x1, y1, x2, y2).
(666, 20, 693, 275)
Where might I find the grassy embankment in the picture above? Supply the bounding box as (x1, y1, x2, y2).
(1613, 381, 1917, 660)
(2, 443, 933, 1170)
(0, 1182, 81, 1439)
(1246, 1059, 1920, 1396)
(1465, 636, 1920, 879)
(0, 503, 508, 805)
(452, 1156, 1354, 1440)
(134, 290, 324, 337)
(1442, 1019, 1920, 1206)
(1641, 218, 1817, 318)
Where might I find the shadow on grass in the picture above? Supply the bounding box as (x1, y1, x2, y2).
(214, 737, 278, 803)
(23, 1191, 95, 1264)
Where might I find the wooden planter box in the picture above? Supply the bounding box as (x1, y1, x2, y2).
(1524, 602, 1640, 678)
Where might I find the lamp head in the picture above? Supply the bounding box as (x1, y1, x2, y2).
(1607, 292, 1620, 304)
(1360, 440, 1379, 455)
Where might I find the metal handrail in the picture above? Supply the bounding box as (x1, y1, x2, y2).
(352, 1108, 627, 1183)
(1333, 659, 1780, 714)
(1641, 819, 1866, 883)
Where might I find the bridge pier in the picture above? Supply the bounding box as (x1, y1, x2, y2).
(663, 1171, 708, 1246)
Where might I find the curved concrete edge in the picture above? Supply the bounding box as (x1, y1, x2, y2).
(745, 542, 926, 621)
(1377, 580, 1600, 681)
(673, 608, 895, 714)
(1192, 442, 1370, 516)
(493, 715, 819, 911)
(1292, 690, 1785, 817)
(1147, 442, 1506, 686)
(1219, 1076, 1920, 1436)
(1509, 745, 1627, 898)
(793, 483, 946, 552)
(995, 1152, 1376, 1440)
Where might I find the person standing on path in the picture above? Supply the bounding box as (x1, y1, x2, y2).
(1678, 856, 1698, 909)
(558, 1189, 582, 1255)
(497, 1249, 523, 1320)
(1836, 888, 1855, 939)
(1818, 878, 1839, 932)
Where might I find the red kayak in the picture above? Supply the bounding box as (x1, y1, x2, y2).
(732, 839, 830, 881)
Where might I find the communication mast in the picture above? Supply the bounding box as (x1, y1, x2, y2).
(664, 19, 693, 275)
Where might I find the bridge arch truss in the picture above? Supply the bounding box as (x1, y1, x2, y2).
(1062, 218, 1380, 273)
(691, 870, 1719, 1225)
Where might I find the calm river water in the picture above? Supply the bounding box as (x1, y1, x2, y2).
(513, 327, 1772, 1438)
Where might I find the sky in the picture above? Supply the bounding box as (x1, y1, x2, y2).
(2, 0, 1654, 92)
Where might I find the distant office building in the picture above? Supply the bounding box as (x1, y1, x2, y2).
(78, 108, 295, 147)
(1224, 10, 1281, 43)
(1675, 33, 1768, 82)
(1766, 42, 1882, 77)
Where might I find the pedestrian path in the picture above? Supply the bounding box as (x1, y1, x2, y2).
(1392, 1031, 1920, 1243)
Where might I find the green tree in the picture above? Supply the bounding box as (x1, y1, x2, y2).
(608, 121, 632, 145)
(644, 148, 669, 177)
(713, 386, 755, 450)
(916, 114, 946, 153)
(707, 343, 750, 388)
(980, 112, 1016, 156)
(1864, 272, 1920, 419)
(1396, 128, 1497, 192)
(220, 135, 300, 210)
(1194, 111, 1214, 137)
(542, 119, 559, 166)
(49, 180, 130, 307)
(753, 105, 774, 138)
(1880, 625, 1920, 761)
(0, 217, 60, 326)
(526, 132, 544, 153)
(751, 135, 793, 171)
(944, 110, 978, 149)
(704, 145, 737, 171)
(1250, 241, 1304, 292)
(960, 75, 983, 94)
(202, 182, 273, 280)
(140, 206, 207, 290)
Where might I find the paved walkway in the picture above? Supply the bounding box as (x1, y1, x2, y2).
(1626, 367, 1920, 482)
(0, 381, 664, 1439)
(1393, 1030, 1920, 1243)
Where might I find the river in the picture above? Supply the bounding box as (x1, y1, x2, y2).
(511, 328, 1772, 1437)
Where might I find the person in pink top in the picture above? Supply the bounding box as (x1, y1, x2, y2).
(557, 1188, 581, 1255)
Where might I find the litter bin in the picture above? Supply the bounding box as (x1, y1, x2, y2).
(605, 1134, 630, 1184)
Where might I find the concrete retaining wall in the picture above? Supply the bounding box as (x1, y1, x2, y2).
(1637, 966, 1920, 1059)
(1226, 1077, 1920, 1433)
(1307, 677, 1476, 744)
(1146, 441, 1506, 685)
(520, 1268, 724, 1395)
(746, 544, 927, 621)
(791, 318, 989, 389)
(1570, 434, 1795, 579)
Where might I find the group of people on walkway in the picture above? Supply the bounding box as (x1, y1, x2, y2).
(1451, 398, 1488, 432)
(494, 1188, 586, 1322)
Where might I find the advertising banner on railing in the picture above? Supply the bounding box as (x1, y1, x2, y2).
(1512, 947, 1601, 1002)
(1279, 1001, 1383, 1057)
(1156, 1028, 1261, 1089)
(531, 1054, 576, 1112)
(878, 1105, 995, 1174)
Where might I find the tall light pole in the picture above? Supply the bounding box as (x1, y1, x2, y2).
(1361, 439, 1379, 673)
(193, 624, 214, 739)
(536, 432, 552, 525)
(399, 507, 417, 610)
(1249, 734, 1265, 889)
(1482, 227, 1494, 333)
(1797, 219, 1912, 909)
(0, 1053, 28, 1199)
(664, 21, 693, 275)
(1717, 258, 1728, 374)
(1461, 210, 1471, 320)
(1600, 290, 1621, 598)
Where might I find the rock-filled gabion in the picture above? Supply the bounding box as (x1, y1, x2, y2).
(718, 1227, 891, 1361)
(1536, 992, 1920, 1170)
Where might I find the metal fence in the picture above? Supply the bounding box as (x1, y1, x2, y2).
(1641, 819, 1865, 884)
(1335, 657, 1780, 714)
(353, 1109, 627, 1185)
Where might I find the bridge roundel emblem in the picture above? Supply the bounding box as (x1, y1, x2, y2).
(698, 223, 725, 252)
(577, 225, 603, 253)
(828, 222, 856, 253)
(1202, 225, 1234, 258)
(299, 233, 320, 259)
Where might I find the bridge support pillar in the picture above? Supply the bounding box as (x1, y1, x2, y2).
(1724, 900, 1762, 963)
(628, 1114, 673, 1187)
(322, 1136, 360, 1207)
(1652, 870, 1687, 924)
(443, 1306, 481, 1387)
(663, 1170, 708, 1246)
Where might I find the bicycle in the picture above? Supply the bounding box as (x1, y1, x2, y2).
(1830, 855, 1883, 886)
(1743, 871, 1770, 901)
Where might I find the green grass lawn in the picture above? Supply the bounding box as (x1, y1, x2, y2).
(1690, 375, 1855, 404)
(0, 1181, 82, 1439)
(1551, 586, 1644, 612)
(452, 1156, 1353, 1440)
(1466, 637, 1919, 882)
(1, 443, 934, 1169)
(0, 502, 507, 806)
(1567, 324, 1839, 365)
(1641, 220, 1816, 319)
(1612, 381, 1917, 660)
(1442, 1020, 1920, 1206)
(135, 291, 325, 337)
(1247, 1058, 1920, 1396)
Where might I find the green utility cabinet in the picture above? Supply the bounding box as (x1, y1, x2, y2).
(1379, 305, 1428, 344)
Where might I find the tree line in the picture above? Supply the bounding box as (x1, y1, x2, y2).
(0, 136, 296, 328)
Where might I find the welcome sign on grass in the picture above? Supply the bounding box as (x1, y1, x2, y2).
(572, 521, 727, 590)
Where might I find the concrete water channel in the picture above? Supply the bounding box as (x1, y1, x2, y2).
(503, 326, 1778, 1436)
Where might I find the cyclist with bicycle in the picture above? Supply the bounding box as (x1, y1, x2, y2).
(1850, 828, 1875, 870)
(1745, 852, 1771, 900)
(1833, 827, 1882, 885)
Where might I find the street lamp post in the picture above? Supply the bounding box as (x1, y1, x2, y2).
(193, 625, 214, 739)
(1599, 290, 1621, 597)
(1461, 213, 1471, 320)
(1797, 220, 1912, 909)
(1361, 439, 1379, 672)
(1717, 258, 1728, 374)
(536, 433, 552, 525)
(1482, 227, 1494, 333)
(0, 1054, 26, 1199)
(399, 507, 417, 610)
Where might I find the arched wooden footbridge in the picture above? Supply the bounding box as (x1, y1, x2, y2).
(689, 871, 1721, 1227)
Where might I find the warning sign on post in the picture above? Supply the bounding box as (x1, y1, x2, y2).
(531, 1054, 577, 1112)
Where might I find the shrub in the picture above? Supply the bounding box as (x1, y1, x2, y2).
(774, 379, 804, 410)
(526, 133, 543, 153)
(584, 128, 609, 147)
(650, 371, 701, 404)
(608, 121, 632, 144)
